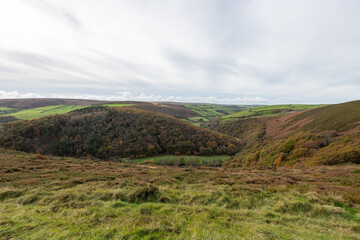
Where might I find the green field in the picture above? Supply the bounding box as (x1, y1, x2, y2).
(6, 105, 87, 120)
(222, 104, 326, 122)
(130, 155, 231, 166)
(2, 103, 132, 120)
(0, 107, 18, 115)
(183, 104, 248, 126)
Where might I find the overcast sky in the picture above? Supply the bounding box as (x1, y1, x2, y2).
(0, 0, 359, 104)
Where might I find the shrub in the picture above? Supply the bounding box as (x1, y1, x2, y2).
(278, 140, 295, 153)
(289, 148, 308, 160)
(326, 150, 360, 165)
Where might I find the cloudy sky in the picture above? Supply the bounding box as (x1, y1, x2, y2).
(0, 0, 359, 104)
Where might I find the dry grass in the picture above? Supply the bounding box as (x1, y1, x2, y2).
(0, 148, 359, 239)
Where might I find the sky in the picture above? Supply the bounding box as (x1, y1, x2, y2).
(0, 0, 359, 104)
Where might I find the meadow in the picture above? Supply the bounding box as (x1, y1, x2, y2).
(6, 105, 87, 120)
(0, 148, 359, 239)
(222, 104, 325, 122)
(1, 104, 132, 120)
(0, 107, 18, 115)
(183, 104, 247, 126)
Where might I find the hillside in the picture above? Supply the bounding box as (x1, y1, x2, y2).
(221, 104, 325, 122)
(227, 101, 360, 167)
(1, 148, 359, 239)
(0, 107, 240, 159)
(0, 98, 246, 123)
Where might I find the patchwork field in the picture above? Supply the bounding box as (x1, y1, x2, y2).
(183, 104, 248, 126)
(0, 148, 359, 239)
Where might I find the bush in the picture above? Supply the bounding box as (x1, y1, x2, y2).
(278, 140, 295, 153)
(289, 148, 308, 160)
(326, 150, 360, 165)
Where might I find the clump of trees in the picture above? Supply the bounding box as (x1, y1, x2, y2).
(0, 107, 241, 159)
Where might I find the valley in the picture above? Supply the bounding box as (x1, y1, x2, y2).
(0, 98, 359, 239)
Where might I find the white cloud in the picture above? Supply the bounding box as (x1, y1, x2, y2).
(0, 0, 359, 104)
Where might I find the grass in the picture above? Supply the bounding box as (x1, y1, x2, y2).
(5, 105, 87, 120)
(183, 104, 248, 125)
(2, 104, 131, 120)
(0, 107, 19, 115)
(0, 148, 360, 239)
(222, 104, 326, 122)
(286, 100, 360, 131)
(129, 155, 231, 166)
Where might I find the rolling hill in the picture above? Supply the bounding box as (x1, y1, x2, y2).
(0, 106, 240, 159)
(225, 101, 360, 167)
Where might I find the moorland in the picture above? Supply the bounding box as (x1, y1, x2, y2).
(0, 98, 359, 239)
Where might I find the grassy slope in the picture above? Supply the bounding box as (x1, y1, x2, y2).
(0, 107, 19, 115)
(6, 105, 87, 120)
(229, 101, 360, 167)
(2, 104, 132, 120)
(0, 148, 359, 239)
(286, 100, 360, 131)
(222, 104, 325, 122)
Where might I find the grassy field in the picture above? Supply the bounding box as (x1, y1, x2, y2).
(5, 105, 87, 120)
(129, 155, 231, 166)
(2, 104, 132, 120)
(0, 148, 359, 239)
(183, 104, 248, 126)
(222, 104, 326, 122)
(0, 107, 18, 115)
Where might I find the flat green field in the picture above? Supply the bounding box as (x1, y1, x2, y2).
(6, 105, 87, 120)
(130, 155, 231, 166)
(222, 104, 326, 122)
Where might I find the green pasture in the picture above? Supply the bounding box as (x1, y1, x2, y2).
(222, 104, 326, 122)
(0, 107, 19, 115)
(6, 105, 87, 120)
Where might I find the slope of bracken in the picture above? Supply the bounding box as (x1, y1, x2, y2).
(225, 101, 360, 167)
(0, 107, 240, 159)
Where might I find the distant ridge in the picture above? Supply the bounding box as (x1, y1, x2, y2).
(0, 98, 109, 109)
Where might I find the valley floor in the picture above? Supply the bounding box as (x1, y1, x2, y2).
(0, 148, 359, 239)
